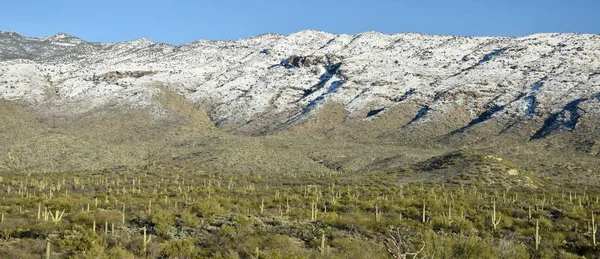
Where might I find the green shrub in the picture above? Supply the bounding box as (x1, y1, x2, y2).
(151, 208, 175, 239)
(161, 238, 200, 258)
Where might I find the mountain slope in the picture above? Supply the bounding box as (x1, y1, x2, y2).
(1, 31, 599, 138)
(0, 30, 599, 176)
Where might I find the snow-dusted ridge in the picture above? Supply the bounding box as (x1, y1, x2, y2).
(1, 30, 599, 138)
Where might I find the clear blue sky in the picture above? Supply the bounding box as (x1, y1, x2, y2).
(1, 0, 598, 45)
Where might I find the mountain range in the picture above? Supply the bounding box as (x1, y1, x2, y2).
(1, 30, 599, 184)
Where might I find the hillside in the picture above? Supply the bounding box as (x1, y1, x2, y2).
(0, 30, 599, 183)
(3, 30, 600, 258)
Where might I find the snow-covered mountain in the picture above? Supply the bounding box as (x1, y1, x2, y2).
(1, 30, 599, 141)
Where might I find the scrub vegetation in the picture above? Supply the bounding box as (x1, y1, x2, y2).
(0, 159, 599, 258)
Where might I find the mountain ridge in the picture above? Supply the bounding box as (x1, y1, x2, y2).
(3, 30, 599, 45)
(1, 29, 599, 174)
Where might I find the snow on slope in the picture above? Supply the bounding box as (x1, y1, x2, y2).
(1, 30, 599, 135)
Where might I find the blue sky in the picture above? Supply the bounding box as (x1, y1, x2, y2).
(1, 0, 598, 45)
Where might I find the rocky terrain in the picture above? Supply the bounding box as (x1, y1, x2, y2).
(0, 30, 599, 175)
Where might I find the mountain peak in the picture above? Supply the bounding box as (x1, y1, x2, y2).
(52, 32, 75, 39)
(43, 32, 86, 44)
(245, 33, 284, 41)
(0, 31, 23, 37)
(288, 30, 335, 38)
(127, 38, 154, 45)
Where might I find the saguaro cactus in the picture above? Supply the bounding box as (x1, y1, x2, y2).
(491, 199, 501, 230)
(320, 233, 326, 255)
(45, 241, 51, 259)
(260, 199, 265, 215)
(143, 226, 152, 254)
(49, 209, 65, 224)
(535, 219, 541, 250)
(592, 212, 597, 248)
(311, 200, 317, 221)
(422, 201, 426, 223)
(122, 204, 126, 227)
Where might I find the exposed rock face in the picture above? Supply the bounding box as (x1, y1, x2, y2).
(0, 30, 599, 142)
(94, 71, 157, 81)
(281, 54, 343, 68)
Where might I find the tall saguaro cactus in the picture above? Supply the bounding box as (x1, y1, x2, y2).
(422, 201, 426, 223)
(46, 241, 51, 259)
(535, 219, 541, 250)
(320, 233, 326, 255)
(491, 199, 501, 230)
(592, 212, 597, 248)
(313, 200, 318, 221)
(143, 226, 152, 254)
